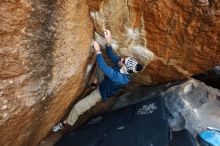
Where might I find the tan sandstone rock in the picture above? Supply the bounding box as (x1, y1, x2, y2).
(0, 0, 93, 146)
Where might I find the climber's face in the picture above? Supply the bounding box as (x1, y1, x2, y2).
(118, 58, 125, 68)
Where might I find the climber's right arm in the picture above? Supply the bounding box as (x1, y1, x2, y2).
(104, 29, 120, 65)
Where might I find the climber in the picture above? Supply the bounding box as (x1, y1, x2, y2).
(52, 29, 143, 132)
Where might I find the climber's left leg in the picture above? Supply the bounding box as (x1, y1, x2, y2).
(65, 89, 102, 126)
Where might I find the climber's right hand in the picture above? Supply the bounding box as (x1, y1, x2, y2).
(104, 29, 112, 45)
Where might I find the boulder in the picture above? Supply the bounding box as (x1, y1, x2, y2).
(163, 79, 220, 135)
(88, 0, 220, 85)
(0, 0, 93, 146)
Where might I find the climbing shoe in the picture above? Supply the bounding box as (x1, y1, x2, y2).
(52, 122, 65, 132)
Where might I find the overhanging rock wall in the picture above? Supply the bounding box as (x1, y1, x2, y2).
(88, 0, 220, 86)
